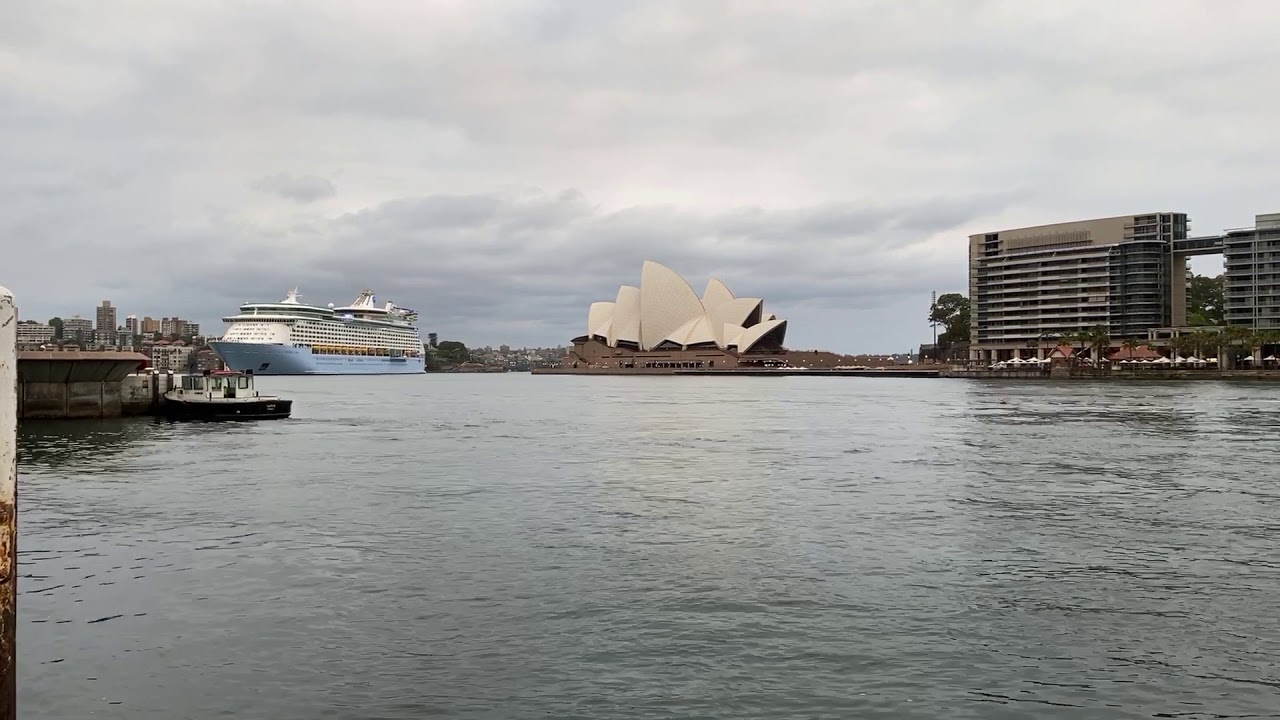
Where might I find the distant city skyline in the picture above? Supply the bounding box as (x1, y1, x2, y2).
(3, 2, 1276, 351)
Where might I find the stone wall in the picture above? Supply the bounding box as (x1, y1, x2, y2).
(17, 373, 173, 419)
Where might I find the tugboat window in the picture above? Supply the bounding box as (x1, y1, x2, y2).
(238, 377, 250, 389)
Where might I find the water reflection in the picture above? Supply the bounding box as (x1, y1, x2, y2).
(18, 418, 166, 471)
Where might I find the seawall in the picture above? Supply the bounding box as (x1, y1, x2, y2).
(532, 367, 942, 378)
(15, 352, 169, 420)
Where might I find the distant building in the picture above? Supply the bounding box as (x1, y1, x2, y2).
(15, 321, 54, 347)
(96, 300, 117, 333)
(969, 210, 1279, 361)
(499, 344, 510, 353)
(150, 345, 193, 371)
(124, 314, 139, 336)
(968, 213, 1190, 361)
(159, 317, 196, 337)
(141, 316, 161, 334)
(191, 347, 223, 372)
(427, 332, 438, 348)
(62, 316, 93, 342)
(1224, 213, 1280, 331)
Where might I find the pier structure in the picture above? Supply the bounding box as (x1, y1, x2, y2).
(1, 286, 17, 719)
(16, 351, 150, 419)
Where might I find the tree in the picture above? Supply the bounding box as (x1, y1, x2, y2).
(928, 293, 971, 358)
(47, 316, 64, 339)
(1187, 274, 1224, 326)
(1122, 338, 1141, 359)
(1084, 324, 1110, 364)
(1168, 334, 1194, 359)
(436, 340, 470, 364)
(1186, 330, 1217, 358)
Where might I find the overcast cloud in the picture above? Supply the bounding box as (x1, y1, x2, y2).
(3, 0, 1280, 351)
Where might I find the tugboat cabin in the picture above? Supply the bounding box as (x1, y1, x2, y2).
(178, 370, 260, 399)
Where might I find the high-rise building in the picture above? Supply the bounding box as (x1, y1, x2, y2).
(1223, 213, 1280, 332)
(124, 315, 139, 336)
(141, 316, 161, 334)
(160, 317, 194, 337)
(968, 213, 1189, 361)
(96, 300, 117, 333)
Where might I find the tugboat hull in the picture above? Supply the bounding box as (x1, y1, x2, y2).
(163, 398, 293, 421)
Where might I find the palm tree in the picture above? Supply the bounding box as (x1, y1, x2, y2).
(1061, 329, 1087, 362)
(1052, 330, 1079, 365)
(1085, 324, 1110, 367)
(1259, 330, 1280, 358)
(1122, 337, 1141, 360)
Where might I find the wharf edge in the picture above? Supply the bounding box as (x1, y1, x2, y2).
(1, 285, 18, 720)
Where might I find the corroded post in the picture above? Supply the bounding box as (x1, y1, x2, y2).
(0, 285, 15, 720)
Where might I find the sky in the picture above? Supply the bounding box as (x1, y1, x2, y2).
(3, 0, 1280, 352)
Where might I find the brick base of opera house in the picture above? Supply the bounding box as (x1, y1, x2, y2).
(553, 336, 786, 372)
(539, 337, 906, 374)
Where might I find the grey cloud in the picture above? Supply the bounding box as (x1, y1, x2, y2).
(155, 187, 1009, 348)
(253, 174, 337, 203)
(4, 1, 1280, 350)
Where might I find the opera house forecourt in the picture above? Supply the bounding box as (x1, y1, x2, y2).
(551, 260, 790, 373)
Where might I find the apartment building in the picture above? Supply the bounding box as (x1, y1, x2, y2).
(96, 300, 117, 333)
(61, 316, 94, 341)
(1223, 213, 1280, 332)
(150, 345, 193, 371)
(15, 321, 55, 347)
(969, 213, 1188, 361)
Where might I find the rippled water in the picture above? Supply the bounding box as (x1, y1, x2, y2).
(16, 375, 1280, 718)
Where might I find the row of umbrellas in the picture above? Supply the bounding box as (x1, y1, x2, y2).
(993, 355, 1280, 367)
(1117, 356, 1213, 365)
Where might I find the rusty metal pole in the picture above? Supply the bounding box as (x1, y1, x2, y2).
(0, 285, 16, 720)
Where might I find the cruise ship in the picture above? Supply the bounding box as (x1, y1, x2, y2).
(210, 289, 425, 375)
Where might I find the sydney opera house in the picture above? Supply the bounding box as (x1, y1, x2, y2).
(563, 261, 788, 371)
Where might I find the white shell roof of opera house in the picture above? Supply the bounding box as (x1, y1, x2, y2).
(584, 261, 787, 353)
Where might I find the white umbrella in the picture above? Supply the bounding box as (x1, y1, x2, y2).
(1241, 356, 1254, 362)
(1174, 356, 1189, 364)
(1207, 357, 1218, 364)
(1265, 355, 1278, 362)
(1153, 356, 1172, 364)
(1188, 357, 1205, 364)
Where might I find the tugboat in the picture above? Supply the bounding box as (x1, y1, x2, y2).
(163, 369, 292, 420)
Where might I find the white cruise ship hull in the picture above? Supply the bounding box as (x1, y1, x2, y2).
(211, 342, 425, 375)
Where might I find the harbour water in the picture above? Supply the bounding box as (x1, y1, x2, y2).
(17, 375, 1280, 718)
